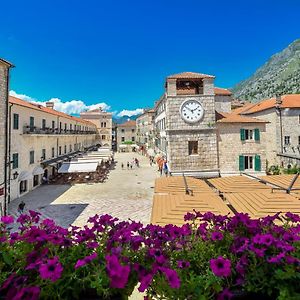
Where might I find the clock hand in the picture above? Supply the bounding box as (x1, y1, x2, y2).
(185, 107, 193, 112)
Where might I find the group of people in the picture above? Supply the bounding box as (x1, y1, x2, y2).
(121, 158, 140, 170)
(157, 157, 169, 176)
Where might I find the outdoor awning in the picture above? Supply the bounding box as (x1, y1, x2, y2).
(58, 162, 98, 173)
(77, 158, 102, 165)
(119, 145, 127, 148)
(131, 144, 138, 147)
(18, 171, 33, 182)
(32, 166, 44, 176)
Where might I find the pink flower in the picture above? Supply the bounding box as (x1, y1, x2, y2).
(210, 256, 231, 277)
(1, 215, 14, 224)
(39, 257, 63, 282)
(75, 252, 98, 269)
(105, 254, 130, 288)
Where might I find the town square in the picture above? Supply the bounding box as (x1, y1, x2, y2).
(1, 1, 300, 299)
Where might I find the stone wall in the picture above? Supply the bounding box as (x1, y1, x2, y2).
(217, 123, 267, 176)
(215, 95, 232, 113)
(0, 64, 8, 215)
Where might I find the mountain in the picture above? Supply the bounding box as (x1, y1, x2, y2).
(112, 115, 141, 124)
(232, 39, 300, 102)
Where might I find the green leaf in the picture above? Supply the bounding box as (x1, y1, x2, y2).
(2, 252, 13, 265)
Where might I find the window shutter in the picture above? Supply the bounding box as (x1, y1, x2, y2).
(255, 155, 261, 171)
(254, 128, 260, 141)
(240, 128, 245, 141)
(239, 155, 245, 171)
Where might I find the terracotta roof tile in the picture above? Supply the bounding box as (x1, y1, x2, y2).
(231, 103, 256, 115)
(242, 94, 300, 114)
(118, 120, 136, 127)
(167, 71, 215, 79)
(216, 111, 268, 123)
(214, 87, 232, 95)
(9, 96, 95, 126)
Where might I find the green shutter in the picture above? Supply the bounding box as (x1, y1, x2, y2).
(240, 128, 245, 141)
(239, 155, 245, 171)
(13, 114, 19, 130)
(12, 153, 18, 169)
(255, 155, 261, 171)
(254, 128, 260, 141)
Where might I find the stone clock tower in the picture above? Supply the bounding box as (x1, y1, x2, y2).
(163, 72, 219, 177)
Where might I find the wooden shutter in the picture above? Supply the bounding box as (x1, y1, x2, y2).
(254, 128, 260, 141)
(239, 155, 245, 171)
(255, 155, 261, 171)
(240, 128, 245, 141)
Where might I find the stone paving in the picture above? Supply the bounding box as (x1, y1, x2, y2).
(8, 152, 159, 227)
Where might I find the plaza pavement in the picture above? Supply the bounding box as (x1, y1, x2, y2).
(8, 152, 159, 227)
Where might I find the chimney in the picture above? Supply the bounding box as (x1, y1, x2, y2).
(276, 95, 282, 105)
(46, 102, 54, 109)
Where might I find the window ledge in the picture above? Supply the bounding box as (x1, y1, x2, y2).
(189, 154, 199, 157)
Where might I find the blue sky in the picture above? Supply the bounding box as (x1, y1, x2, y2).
(1, 0, 299, 116)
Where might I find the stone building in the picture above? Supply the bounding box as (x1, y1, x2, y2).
(80, 108, 113, 149)
(235, 95, 300, 168)
(136, 108, 155, 152)
(116, 120, 137, 152)
(9, 96, 97, 201)
(154, 71, 266, 177)
(0, 58, 14, 216)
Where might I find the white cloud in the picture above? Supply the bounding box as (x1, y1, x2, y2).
(117, 108, 144, 117)
(9, 90, 110, 115)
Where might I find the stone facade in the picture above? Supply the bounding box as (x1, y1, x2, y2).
(9, 97, 97, 201)
(215, 95, 232, 113)
(0, 59, 13, 216)
(241, 101, 300, 168)
(80, 109, 112, 148)
(136, 109, 155, 150)
(116, 120, 137, 152)
(217, 123, 267, 176)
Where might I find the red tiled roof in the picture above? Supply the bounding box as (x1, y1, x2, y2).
(118, 120, 136, 127)
(241, 94, 300, 114)
(216, 111, 268, 124)
(231, 103, 256, 115)
(214, 87, 232, 96)
(9, 96, 95, 126)
(167, 72, 215, 79)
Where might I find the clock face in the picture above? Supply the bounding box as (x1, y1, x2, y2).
(180, 99, 204, 123)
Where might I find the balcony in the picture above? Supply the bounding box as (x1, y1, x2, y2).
(23, 126, 97, 135)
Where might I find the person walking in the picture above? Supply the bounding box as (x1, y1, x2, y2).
(121, 163, 124, 169)
(127, 162, 130, 170)
(163, 161, 169, 177)
(18, 201, 26, 215)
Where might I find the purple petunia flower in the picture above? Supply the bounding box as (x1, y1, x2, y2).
(1, 215, 14, 224)
(177, 260, 190, 269)
(105, 254, 130, 289)
(268, 252, 285, 264)
(211, 231, 224, 241)
(159, 267, 180, 289)
(39, 256, 63, 282)
(138, 274, 154, 292)
(210, 256, 231, 277)
(217, 288, 233, 300)
(75, 252, 98, 269)
(13, 286, 40, 300)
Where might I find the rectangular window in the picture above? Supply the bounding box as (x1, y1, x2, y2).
(29, 151, 35, 164)
(70, 124, 72, 130)
(245, 129, 253, 140)
(132, 129, 135, 133)
(298, 136, 300, 145)
(69, 145, 72, 152)
(52, 120, 55, 129)
(42, 119, 46, 130)
(121, 137, 125, 142)
(284, 136, 290, 145)
(12, 153, 18, 169)
(59, 146, 62, 155)
(64, 123, 67, 131)
(104, 122, 106, 128)
(121, 129, 125, 133)
(101, 135, 106, 140)
(188, 141, 198, 155)
(59, 122, 62, 131)
(132, 136, 135, 142)
(30, 117, 34, 131)
(13, 113, 19, 129)
(52, 147, 55, 158)
(101, 122, 103, 127)
(41, 149, 46, 160)
(244, 155, 253, 170)
(64, 145, 67, 154)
